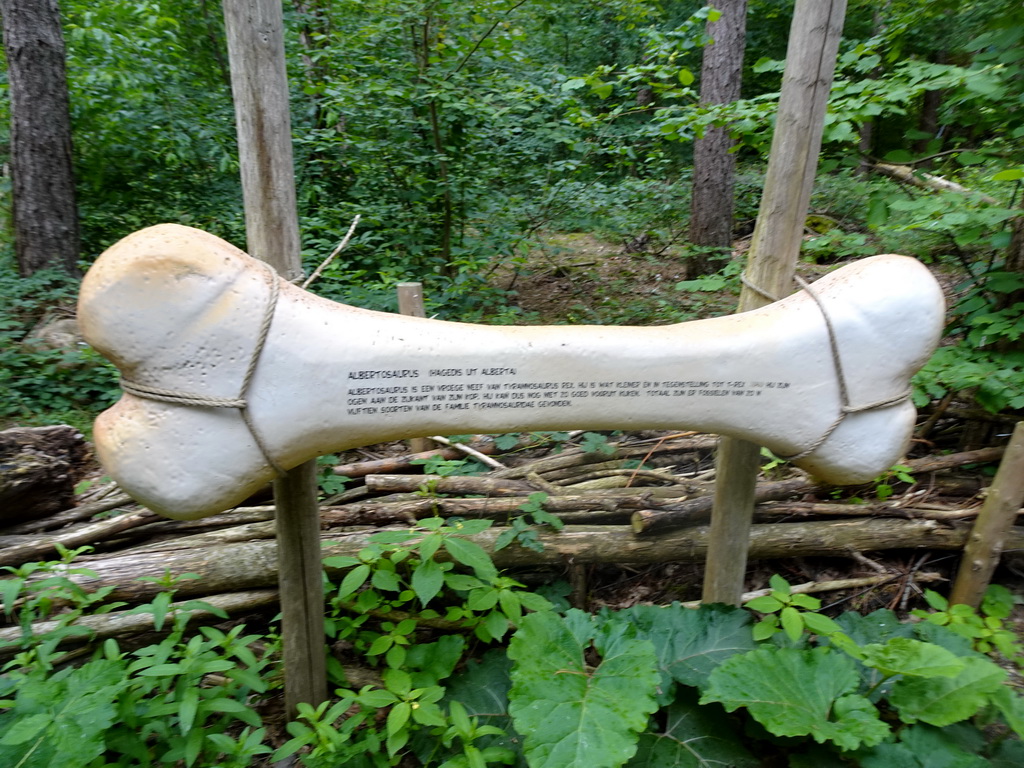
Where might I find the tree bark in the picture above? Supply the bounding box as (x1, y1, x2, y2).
(688, 0, 747, 275)
(0, 425, 88, 523)
(0, 0, 80, 276)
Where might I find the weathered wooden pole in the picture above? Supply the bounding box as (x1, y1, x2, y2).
(222, 0, 327, 715)
(397, 282, 433, 453)
(702, 0, 848, 604)
(949, 422, 1024, 608)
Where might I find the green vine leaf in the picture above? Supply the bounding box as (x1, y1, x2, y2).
(701, 647, 889, 751)
(508, 610, 659, 768)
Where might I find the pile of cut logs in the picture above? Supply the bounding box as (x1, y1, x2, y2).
(0, 426, 1017, 658)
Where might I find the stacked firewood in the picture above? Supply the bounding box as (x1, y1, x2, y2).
(0, 427, 1016, 658)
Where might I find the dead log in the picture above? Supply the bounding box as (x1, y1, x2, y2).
(492, 437, 717, 480)
(50, 518, 1011, 605)
(633, 448, 1007, 534)
(0, 509, 161, 566)
(3, 492, 135, 535)
(364, 474, 540, 496)
(332, 439, 499, 478)
(632, 476, 817, 534)
(0, 425, 89, 523)
(871, 163, 1002, 205)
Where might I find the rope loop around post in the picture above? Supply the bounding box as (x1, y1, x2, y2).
(743, 271, 913, 463)
(118, 260, 287, 477)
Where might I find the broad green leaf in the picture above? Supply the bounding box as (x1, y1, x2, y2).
(443, 650, 522, 761)
(889, 656, 1007, 726)
(992, 685, 1024, 738)
(858, 723, 988, 768)
(745, 595, 783, 612)
(0, 712, 50, 745)
(702, 647, 888, 750)
(338, 563, 371, 598)
(992, 167, 1024, 181)
(625, 689, 758, 768)
(621, 603, 755, 694)
(859, 637, 964, 678)
(443, 536, 499, 581)
(508, 611, 659, 768)
(412, 558, 445, 606)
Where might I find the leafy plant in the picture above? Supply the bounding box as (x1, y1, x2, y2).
(494, 492, 563, 553)
(911, 585, 1024, 665)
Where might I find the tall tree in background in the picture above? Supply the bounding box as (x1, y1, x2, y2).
(688, 0, 747, 276)
(1, 0, 80, 276)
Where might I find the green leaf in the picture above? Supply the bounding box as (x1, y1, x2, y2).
(443, 536, 498, 581)
(992, 167, 1024, 181)
(858, 723, 988, 768)
(508, 611, 660, 768)
(0, 713, 50, 745)
(702, 647, 889, 750)
(387, 701, 411, 737)
(992, 686, 1024, 739)
(338, 564, 371, 598)
(621, 603, 755, 694)
(745, 595, 783, 613)
(625, 688, 758, 767)
(412, 558, 445, 606)
(889, 656, 1007, 726)
(178, 687, 199, 734)
(859, 637, 964, 679)
(781, 606, 805, 642)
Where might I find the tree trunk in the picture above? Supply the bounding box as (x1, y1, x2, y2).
(687, 0, 747, 276)
(0, 0, 79, 277)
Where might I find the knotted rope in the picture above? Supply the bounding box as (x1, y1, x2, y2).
(119, 260, 286, 477)
(742, 272, 911, 462)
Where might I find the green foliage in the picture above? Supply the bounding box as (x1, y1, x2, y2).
(3, 539, 1024, 768)
(0, 266, 119, 428)
(494, 492, 563, 553)
(0, 558, 274, 768)
(911, 585, 1024, 665)
(507, 610, 660, 768)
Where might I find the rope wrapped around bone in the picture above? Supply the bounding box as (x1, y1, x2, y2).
(78, 224, 944, 520)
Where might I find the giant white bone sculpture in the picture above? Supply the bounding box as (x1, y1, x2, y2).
(78, 224, 944, 520)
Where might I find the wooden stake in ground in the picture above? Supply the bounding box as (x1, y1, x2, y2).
(397, 282, 433, 453)
(222, 0, 326, 716)
(949, 422, 1024, 609)
(704, 0, 848, 605)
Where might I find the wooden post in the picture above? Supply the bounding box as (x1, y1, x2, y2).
(397, 282, 427, 318)
(397, 282, 433, 452)
(949, 422, 1024, 609)
(222, 0, 327, 716)
(702, 0, 848, 605)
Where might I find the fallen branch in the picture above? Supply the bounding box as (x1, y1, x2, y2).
(53, 518, 1010, 605)
(871, 163, 1001, 205)
(679, 572, 946, 609)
